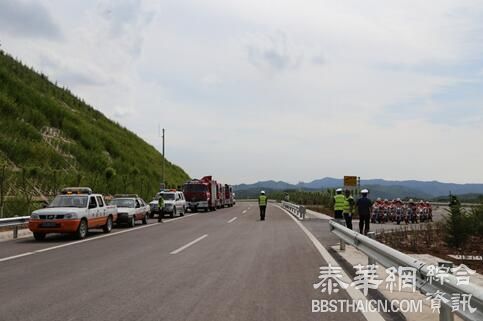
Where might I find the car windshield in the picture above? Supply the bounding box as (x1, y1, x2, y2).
(110, 198, 135, 208)
(49, 195, 88, 208)
(160, 193, 175, 200)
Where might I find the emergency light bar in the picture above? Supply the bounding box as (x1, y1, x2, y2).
(61, 187, 93, 195)
(114, 194, 139, 198)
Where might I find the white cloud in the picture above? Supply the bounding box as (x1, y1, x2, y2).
(1, 0, 483, 183)
(0, 0, 62, 40)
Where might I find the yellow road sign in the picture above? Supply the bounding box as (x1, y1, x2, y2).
(344, 176, 358, 187)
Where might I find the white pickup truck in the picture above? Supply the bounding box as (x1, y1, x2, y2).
(28, 187, 118, 241)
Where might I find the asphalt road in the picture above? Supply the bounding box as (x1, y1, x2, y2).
(0, 203, 367, 321)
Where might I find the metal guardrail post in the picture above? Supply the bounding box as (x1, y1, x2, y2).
(340, 239, 346, 251)
(281, 201, 305, 221)
(367, 232, 376, 265)
(13, 215, 19, 239)
(440, 304, 454, 321)
(299, 206, 306, 220)
(0, 216, 31, 239)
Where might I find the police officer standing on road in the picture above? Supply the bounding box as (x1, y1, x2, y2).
(158, 195, 165, 223)
(333, 188, 345, 221)
(343, 190, 355, 230)
(356, 189, 372, 235)
(258, 191, 268, 221)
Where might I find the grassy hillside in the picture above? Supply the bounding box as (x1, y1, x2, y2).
(0, 50, 189, 216)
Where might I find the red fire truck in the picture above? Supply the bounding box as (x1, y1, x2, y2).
(224, 184, 234, 207)
(183, 176, 217, 212)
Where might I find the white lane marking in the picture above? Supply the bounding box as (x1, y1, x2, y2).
(227, 217, 238, 223)
(278, 205, 385, 321)
(242, 210, 247, 214)
(170, 234, 208, 254)
(0, 213, 199, 263)
(0, 252, 34, 263)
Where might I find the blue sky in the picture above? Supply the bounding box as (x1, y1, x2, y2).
(1, 0, 482, 184)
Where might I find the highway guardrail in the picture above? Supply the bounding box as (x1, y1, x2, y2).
(329, 220, 483, 321)
(237, 199, 277, 203)
(281, 201, 306, 220)
(430, 202, 479, 208)
(0, 216, 30, 239)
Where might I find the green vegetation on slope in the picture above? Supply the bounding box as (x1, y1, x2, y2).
(0, 50, 189, 216)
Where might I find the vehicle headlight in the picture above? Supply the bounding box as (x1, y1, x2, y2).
(64, 213, 76, 219)
(31, 214, 39, 219)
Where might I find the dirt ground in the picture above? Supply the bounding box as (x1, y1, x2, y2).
(377, 225, 483, 273)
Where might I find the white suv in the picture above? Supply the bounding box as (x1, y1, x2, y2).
(159, 191, 186, 218)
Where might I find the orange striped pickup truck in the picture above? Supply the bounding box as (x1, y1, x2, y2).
(28, 187, 118, 241)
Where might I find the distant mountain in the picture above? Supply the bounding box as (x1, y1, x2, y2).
(361, 179, 483, 197)
(297, 178, 341, 189)
(234, 177, 483, 199)
(234, 180, 295, 191)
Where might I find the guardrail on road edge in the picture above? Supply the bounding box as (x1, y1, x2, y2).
(236, 199, 276, 203)
(0, 216, 30, 239)
(329, 220, 483, 321)
(430, 202, 479, 208)
(281, 201, 306, 220)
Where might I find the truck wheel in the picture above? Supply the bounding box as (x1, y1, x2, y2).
(142, 213, 148, 225)
(171, 207, 176, 218)
(33, 232, 46, 241)
(76, 219, 88, 239)
(128, 216, 135, 228)
(103, 216, 113, 233)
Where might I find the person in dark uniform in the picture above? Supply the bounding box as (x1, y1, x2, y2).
(258, 191, 268, 221)
(343, 189, 355, 230)
(356, 189, 372, 235)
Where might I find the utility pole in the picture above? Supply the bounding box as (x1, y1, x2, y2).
(162, 128, 165, 189)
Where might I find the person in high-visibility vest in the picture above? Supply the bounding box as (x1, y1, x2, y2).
(158, 195, 165, 223)
(258, 191, 268, 221)
(343, 189, 355, 230)
(333, 188, 345, 220)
